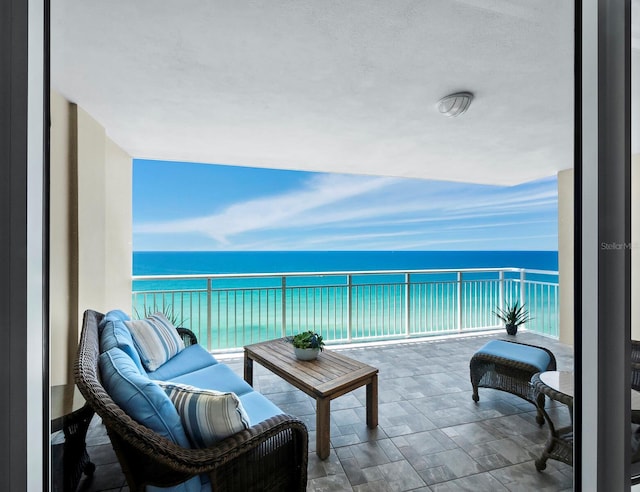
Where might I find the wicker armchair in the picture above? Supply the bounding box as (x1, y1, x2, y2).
(74, 309, 308, 492)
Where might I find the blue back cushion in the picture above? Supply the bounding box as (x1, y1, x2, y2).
(476, 340, 552, 372)
(100, 316, 145, 373)
(146, 344, 219, 381)
(99, 309, 131, 325)
(99, 348, 191, 447)
(99, 348, 202, 492)
(168, 363, 254, 396)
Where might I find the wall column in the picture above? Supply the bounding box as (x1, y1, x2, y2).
(558, 168, 574, 345)
(49, 91, 132, 417)
(580, 0, 631, 487)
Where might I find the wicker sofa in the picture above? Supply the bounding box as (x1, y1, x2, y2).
(74, 309, 308, 492)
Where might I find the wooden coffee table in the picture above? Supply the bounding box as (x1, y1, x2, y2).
(244, 338, 379, 460)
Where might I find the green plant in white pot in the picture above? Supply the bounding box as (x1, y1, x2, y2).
(291, 331, 325, 360)
(494, 301, 531, 336)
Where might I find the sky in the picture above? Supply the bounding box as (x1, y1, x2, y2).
(133, 159, 558, 252)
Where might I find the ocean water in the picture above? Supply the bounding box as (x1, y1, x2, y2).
(131, 251, 559, 349)
(133, 250, 558, 276)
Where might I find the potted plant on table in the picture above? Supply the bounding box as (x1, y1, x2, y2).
(291, 330, 325, 360)
(494, 301, 532, 336)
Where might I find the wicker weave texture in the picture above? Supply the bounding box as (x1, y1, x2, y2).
(469, 340, 557, 426)
(530, 373, 573, 470)
(74, 309, 309, 491)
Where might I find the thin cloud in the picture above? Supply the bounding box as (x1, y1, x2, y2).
(443, 219, 556, 231)
(136, 174, 398, 243)
(134, 164, 558, 251)
(264, 177, 557, 232)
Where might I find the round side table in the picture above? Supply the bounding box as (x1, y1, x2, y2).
(531, 370, 574, 471)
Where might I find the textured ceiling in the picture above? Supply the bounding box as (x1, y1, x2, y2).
(51, 1, 639, 185)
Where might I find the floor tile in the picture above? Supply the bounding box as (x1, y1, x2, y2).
(308, 473, 353, 491)
(66, 333, 574, 492)
(429, 472, 510, 491)
(377, 460, 427, 491)
(489, 461, 573, 491)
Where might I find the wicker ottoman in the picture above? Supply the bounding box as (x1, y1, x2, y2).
(470, 340, 557, 425)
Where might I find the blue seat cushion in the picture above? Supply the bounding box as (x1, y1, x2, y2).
(475, 340, 551, 372)
(238, 391, 284, 425)
(100, 317, 145, 373)
(168, 363, 254, 396)
(146, 344, 219, 381)
(147, 476, 204, 492)
(147, 477, 203, 492)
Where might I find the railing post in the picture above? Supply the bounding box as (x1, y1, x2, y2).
(206, 278, 212, 351)
(347, 274, 352, 342)
(520, 269, 526, 327)
(281, 277, 287, 337)
(457, 271, 463, 333)
(405, 273, 411, 337)
(498, 270, 505, 311)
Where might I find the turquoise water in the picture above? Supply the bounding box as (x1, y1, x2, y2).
(133, 250, 558, 276)
(132, 251, 559, 349)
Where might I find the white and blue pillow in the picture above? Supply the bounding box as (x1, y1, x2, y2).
(125, 313, 185, 372)
(158, 381, 251, 448)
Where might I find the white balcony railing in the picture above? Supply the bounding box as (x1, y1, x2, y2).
(132, 268, 559, 351)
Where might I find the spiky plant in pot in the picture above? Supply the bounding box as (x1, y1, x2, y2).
(494, 301, 531, 336)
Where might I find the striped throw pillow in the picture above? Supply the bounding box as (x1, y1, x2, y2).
(125, 313, 185, 372)
(157, 382, 251, 447)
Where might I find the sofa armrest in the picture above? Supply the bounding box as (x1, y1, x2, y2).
(102, 411, 308, 491)
(103, 414, 308, 492)
(177, 327, 198, 347)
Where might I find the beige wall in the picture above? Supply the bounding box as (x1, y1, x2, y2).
(76, 107, 108, 317)
(49, 91, 132, 417)
(105, 138, 134, 310)
(50, 91, 77, 391)
(558, 168, 574, 345)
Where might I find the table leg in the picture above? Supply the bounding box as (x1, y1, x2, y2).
(316, 397, 331, 460)
(535, 391, 546, 426)
(244, 352, 254, 386)
(366, 375, 378, 428)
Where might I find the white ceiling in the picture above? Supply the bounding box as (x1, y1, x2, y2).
(52, 1, 639, 186)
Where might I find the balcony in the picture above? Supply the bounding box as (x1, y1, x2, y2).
(62, 267, 570, 490)
(77, 331, 573, 491)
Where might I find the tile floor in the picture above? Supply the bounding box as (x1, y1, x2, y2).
(67, 331, 574, 491)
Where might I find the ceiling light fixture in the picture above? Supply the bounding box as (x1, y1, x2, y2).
(437, 92, 474, 117)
